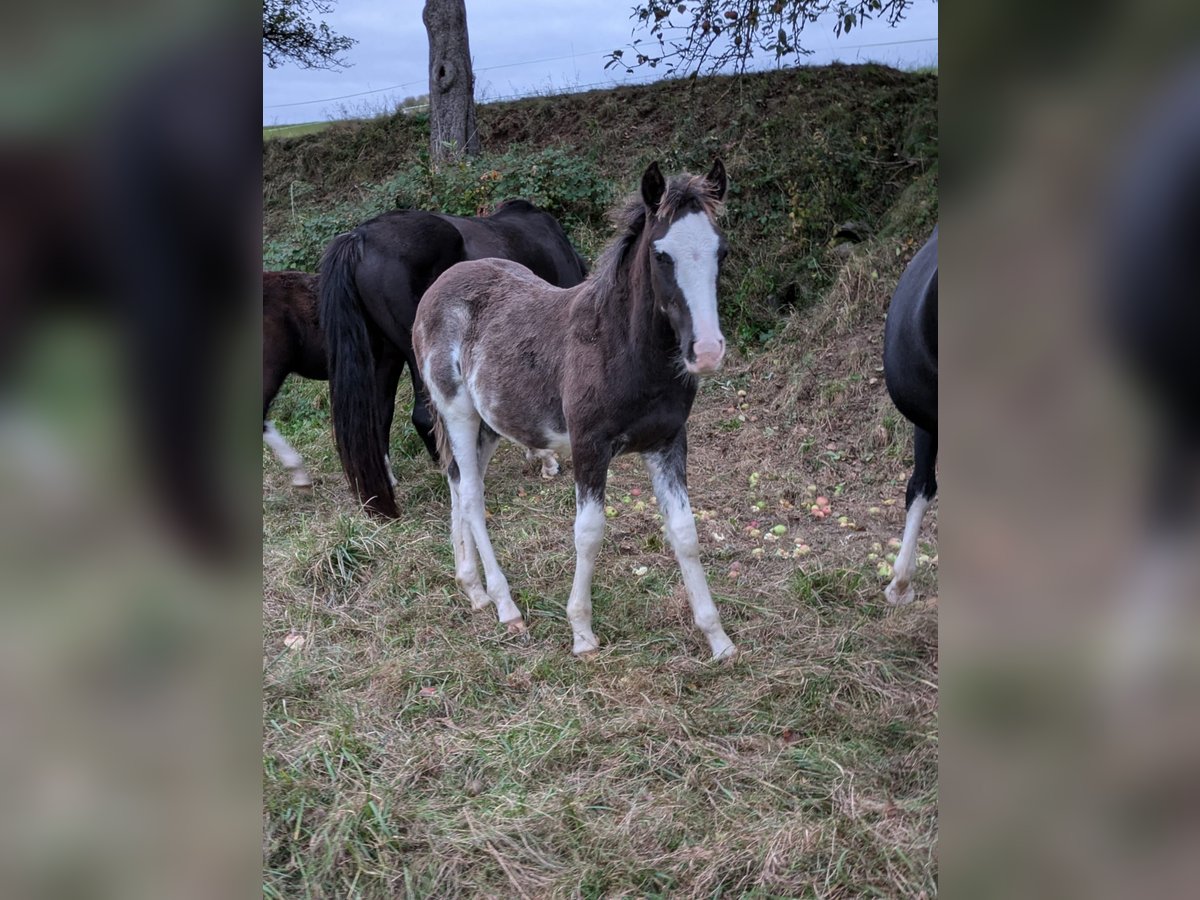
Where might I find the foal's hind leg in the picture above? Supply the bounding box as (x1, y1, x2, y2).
(449, 476, 491, 610)
(448, 427, 504, 611)
(443, 410, 524, 631)
(886, 426, 937, 605)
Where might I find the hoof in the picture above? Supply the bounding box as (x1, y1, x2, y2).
(505, 619, 528, 635)
(884, 581, 914, 606)
(460, 582, 492, 610)
(572, 635, 600, 657)
(291, 473, 313, 489)
(711, 643, 738, 663)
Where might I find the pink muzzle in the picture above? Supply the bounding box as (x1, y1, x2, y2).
(688, 337, 725, 375)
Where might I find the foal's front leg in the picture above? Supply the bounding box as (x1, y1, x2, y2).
(566, 452, 610, 656)
(644, 432, 736, 660)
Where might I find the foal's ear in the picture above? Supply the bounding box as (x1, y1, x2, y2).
(706, 158, 727, 201)
(641, 161, 666, 212)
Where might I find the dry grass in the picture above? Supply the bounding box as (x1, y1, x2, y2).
(262, 230, 937, 896)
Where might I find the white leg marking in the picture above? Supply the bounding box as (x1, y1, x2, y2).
(445, 414, 524, 629)
(263, 421, 311, 488)
(385, 454, 398, 488)
(567, 495, 605, 655)
(449, 478, 491, 610)
(885, 495, 930, 605)
(646, 458, 735, 660)
(525, 448, 559, 478)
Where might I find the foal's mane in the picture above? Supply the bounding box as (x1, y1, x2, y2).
(589, 174, 723, 297)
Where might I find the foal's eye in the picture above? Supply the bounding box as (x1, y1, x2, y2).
(653, 250, 671, 265)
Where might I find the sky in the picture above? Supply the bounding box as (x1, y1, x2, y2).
(263, 0, 938, 126)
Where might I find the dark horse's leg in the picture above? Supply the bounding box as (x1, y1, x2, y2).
(403, 348, 440, 462)
(886, 426, 938, 605)
(262, 357, 311, 488)
(374, 349, 403, 488)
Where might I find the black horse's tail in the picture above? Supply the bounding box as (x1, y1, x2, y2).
(318, 231, 398, 518)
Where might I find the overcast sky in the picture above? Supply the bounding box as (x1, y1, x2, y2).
(264, 0, 938, 126)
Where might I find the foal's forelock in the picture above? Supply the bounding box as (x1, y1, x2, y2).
(587, 177, 723, 305)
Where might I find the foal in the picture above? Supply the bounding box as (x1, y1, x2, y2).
(882, 225, 938, 605)
(414, 161, 736, 660)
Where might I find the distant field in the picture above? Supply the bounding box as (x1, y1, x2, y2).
(263, 121, 333, 141)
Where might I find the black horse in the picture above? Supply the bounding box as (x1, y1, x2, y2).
(883, 225, 938, 605)
(319, 200, 587, 517)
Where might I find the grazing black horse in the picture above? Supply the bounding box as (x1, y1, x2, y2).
(319, 201, 588, 517)
(414, 161, 736, 659)
(883, 225, 938, 605)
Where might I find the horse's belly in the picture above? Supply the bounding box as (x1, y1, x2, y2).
(466, 366, 567, 454)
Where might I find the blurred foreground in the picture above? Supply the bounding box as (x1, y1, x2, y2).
(946, 1, 1200, 895)
(0, 6, 260, 897)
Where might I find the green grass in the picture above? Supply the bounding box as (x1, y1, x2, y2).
(263, 358, 937, 897)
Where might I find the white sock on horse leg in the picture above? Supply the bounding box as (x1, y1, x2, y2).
(446, 419, 522, 628)
(264, 421, 311, 487)
(449, 479, 490, 609)
(886, 495, 929, 605)
(645, 456, 734, 660)
(566, 496, 605, 655)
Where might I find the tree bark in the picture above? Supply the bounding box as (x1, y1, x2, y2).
(422, 0, 479, 163)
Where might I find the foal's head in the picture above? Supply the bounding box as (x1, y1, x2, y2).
(641, 159, 728, 375)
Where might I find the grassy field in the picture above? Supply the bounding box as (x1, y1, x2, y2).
(264, 121, 334, 141)
(262, 221, 938, 895)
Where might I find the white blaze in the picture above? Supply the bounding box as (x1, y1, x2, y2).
(653, 211, 724, 367)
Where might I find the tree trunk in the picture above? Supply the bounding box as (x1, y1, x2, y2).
(422, 0, 479, 163)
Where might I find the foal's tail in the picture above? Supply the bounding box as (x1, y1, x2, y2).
(318, 230, 398, 518)
(430, 400, 453, 476)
